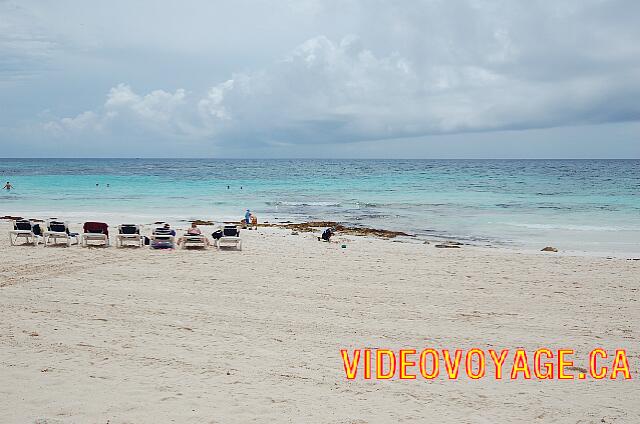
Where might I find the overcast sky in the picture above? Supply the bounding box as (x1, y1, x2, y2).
(1, 0, 639, 158)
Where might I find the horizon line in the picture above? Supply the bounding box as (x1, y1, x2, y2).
(0, 157, 638, 160)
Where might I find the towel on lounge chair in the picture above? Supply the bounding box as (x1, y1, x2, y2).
(83, 221, 108, 234)
(82, 222, 109, 247)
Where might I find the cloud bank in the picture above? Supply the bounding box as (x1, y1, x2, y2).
(2, 0, 639, 155)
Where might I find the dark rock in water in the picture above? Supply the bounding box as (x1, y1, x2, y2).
(541, 246, 558, 252)
(423, 241, 430, 244)
(154, 221, 165, 225)
(443, 241, 464, 246)
(0, 215, 24, 221)
(260, 220, 413, 239)
(191, 219, 214, 226)
(433, 240, 463, 248)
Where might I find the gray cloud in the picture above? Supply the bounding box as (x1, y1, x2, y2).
(0, 1, 58, 82)
(2, 0, 640, 155)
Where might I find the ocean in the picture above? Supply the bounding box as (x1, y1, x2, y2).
(1, 159, 638, 255)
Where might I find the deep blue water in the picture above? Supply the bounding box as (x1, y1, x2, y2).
(1, 159, 638, 254)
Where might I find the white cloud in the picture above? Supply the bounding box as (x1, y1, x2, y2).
(43, 111, 103, 133)
(198, 80, 234, 121)
(44, 83, 198, 137)
(34, 0, 640, 150)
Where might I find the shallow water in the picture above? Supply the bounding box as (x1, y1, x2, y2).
(1, 159, 638, 254)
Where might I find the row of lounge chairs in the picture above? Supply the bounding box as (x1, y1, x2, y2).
(8, 220, 242, 250)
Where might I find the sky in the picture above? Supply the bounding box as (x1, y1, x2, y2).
(0, 0, 639, 158)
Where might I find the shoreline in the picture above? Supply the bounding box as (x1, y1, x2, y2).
(2, 215, 640, 259)
(1, 214, 638, 422)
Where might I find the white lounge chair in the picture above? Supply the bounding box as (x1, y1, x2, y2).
(43, 221, 79, 247)
(116, 224, 143, 247)
(215, 225, 242, 250)
(81, 221, 110, 247)
(9, 219, 41, 246)
(150, 227, 176, 249)
(179, 232, 209, 249)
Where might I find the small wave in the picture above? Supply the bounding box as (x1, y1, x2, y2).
(503, 222, 637, 232)
(265, 201, 342, 207)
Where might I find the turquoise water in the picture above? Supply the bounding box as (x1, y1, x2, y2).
(1, 159, 638, 255)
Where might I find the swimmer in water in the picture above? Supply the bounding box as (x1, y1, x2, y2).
(3, 181, 12, 190)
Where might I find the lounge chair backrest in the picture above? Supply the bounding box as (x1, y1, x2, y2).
(14, 220, 32, 231)
(84, 221, 109, 235)
(223, 226, 239, 237)
(119, 224, 139, 235)
(48, 221, 67, 232)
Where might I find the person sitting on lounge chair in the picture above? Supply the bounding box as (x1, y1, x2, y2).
(178, 222, 210, 247)
(150, 224, 176, 249)
(164, 223, 176, 236)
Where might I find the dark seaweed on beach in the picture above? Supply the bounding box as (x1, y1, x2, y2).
(261, 221, 413, 239)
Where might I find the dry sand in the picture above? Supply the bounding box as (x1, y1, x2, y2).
(0, 221, 638, 423)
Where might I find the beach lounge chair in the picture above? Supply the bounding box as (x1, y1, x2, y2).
(81, 221, 109, 247)
(9, 219, 41, 246)
(43, 221, 79, 247)
(116, 224, 143, 247)
(180, 233, 209, 249)
(215, 225, 242, 250)
(150, 227, 176, 249)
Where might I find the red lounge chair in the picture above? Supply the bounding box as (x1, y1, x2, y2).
(82, 222, 109, 247)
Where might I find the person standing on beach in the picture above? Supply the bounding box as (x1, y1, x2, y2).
(245, 209, 251, 225)
(3, 182, 12, 190)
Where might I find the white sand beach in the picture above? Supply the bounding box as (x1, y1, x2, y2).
(0, 221, 638, 423)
